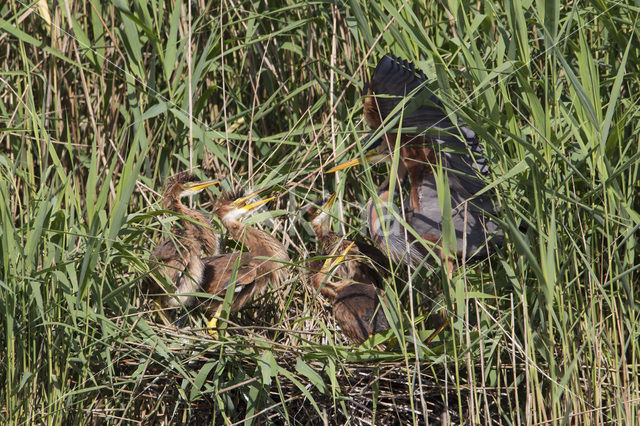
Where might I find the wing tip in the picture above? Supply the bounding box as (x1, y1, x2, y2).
(370, 54, 427, 90)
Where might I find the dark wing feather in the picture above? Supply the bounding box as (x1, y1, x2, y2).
(408, 173, 503, 259)
(352, 239, 389, 273)
(365, 54, 440, 128)
(200, 252, 270, 314)
(366, 54, 489, 179)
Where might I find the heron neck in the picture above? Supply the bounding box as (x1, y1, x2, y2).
(310, 270, 338, 299)
(164, 193, 182, 212)
(400, 145, 436, 210)
(169, 198, 219, 256)
(221, 218, 247, 244)
(223, 219, 289, 262)
(311, 214, 330, 239)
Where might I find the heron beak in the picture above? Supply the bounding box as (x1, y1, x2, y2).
(238, 196, 276, 211)
(322, 241, 356, 271)
(326, 149, 389, 173)
(310, 193, 338, 226)
(322, 193, 338, 210)
(186, 180, 219, 192)
(231, 187, 270, 207)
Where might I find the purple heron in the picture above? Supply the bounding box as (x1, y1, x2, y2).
(329, 54, 502, 271)
(314, 278, 391, 346)
(146, 176, 284, 333)
(308, 193, 388, 287)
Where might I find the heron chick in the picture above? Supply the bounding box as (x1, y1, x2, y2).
(202, 193, 290, 332)
(146, 173, 219, 313)
(307, 195, 391, 345)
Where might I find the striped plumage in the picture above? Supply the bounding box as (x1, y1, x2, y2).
(307, 197, 390, 345)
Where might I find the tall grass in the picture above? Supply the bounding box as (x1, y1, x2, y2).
(1, 0, 639, 423)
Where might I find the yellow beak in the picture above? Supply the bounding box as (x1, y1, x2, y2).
(326, 149, 389, 173)
(322, 241, 356, 271)
(322, 193, 338, 211)
(238, 196, 276, 211)
(232, 187, 271, 207)
(185, 180, 219, 191)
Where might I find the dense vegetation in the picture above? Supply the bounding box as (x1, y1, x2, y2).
(1, 0, 639, 423)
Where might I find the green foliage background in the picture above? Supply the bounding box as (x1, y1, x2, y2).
(1, 0, 639, 423)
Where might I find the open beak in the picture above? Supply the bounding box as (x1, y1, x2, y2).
(232, 187, 270, 207)
(236, 196, 276, 211)
(184, 180, 219, 192)
(326, 149, 389, 173)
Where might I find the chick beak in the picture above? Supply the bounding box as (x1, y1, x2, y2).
(186, 180, 219, 192)
(326, 149, 389, 173)
(237, 196, 276, 211)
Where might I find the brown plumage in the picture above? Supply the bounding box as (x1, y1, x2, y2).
(311, 272, 391, 345)
(198, 251, 265, 316)
(308, 196, 387, 287)
(307, 197, 390, 345)
(213, 194, 290, 288)
(331, 281, 390, 345)
(145, 173, 219, 309)
(200, 193, 290, 328)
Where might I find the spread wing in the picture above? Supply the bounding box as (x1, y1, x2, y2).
(409, 171, 504, 259)
(364, 54, 489, 178)
(364, 54, 437, 129)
